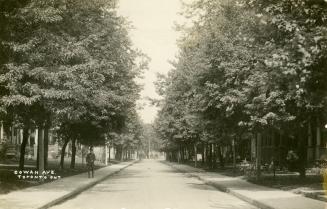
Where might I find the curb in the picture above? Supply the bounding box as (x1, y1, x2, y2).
(301, 191, 327, 202)
(38, 160, 139, 209)
(162, 161, 274, 209)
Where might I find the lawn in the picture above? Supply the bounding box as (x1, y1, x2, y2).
(181, 160, 325, 201)
(0, 158, 113, 194)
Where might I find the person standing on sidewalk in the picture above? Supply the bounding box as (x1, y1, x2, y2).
(86, 147, 96, 178)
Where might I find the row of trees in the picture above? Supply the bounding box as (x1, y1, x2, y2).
(154, 0, 327, 178)
(0, 0, 147, 170)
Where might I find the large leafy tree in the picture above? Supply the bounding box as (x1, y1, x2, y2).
(0, 0, 145, 169)
(243, 0, 327, 177)
(155, 0, 327, 177)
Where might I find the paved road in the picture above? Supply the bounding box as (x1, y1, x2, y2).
(51, 160, 257, 209)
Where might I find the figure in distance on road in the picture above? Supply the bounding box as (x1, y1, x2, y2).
(86, 147, 96, 178)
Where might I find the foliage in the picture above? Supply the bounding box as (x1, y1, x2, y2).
(154, 0, 327, 168)
(0, 0, 146, 166)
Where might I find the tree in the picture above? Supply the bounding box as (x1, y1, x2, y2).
(0, 0, 146, 170)
(155, 0, 327, 179)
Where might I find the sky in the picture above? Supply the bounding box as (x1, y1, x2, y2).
(118, 0, 183, 124)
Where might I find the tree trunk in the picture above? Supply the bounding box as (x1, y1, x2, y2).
(218, 145, 225, 168)
(114, 146, 119, 160)
(194, 143, 197, 168)
(278, 132, 283, 170)
(180, 144, 184, 162)
(184, 146, 187, 162)
(19, 128, 29, 170)
(202, 142, 205, 165)
(298, 125, 308, 178)
(271, 131, 276, 179)
(44, 127, 49, 170)
(188, 146, 191, 161)
(207, 143, 212, 168)
(60, 140, 69, 169)
(38, 128, 45, 178)
(232, 138, 236, 175)
(118, 146, 123, 161)
(36, 128, 44, 170)
(177, 145, 181, 164)
(212, 144, 217, 169)
(70, 138, 76, 169)
(256, 133, 262, 180)
(108, 145, 111, 163)
(120, 147, 123, 161)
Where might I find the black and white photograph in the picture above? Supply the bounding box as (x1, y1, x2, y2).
(0, 0, 326, 209)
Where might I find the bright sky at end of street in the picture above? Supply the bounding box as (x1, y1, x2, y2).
(118, 0, 183, 124)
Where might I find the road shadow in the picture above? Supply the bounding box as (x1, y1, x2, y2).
(186, 182, 217, 191)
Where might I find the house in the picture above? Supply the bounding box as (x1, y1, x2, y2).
(252, 120, 327, 167)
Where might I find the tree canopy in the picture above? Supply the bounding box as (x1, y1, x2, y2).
(154, 0, 327, 174)
(0, 0, 148, 168)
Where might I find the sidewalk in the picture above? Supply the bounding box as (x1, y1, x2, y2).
(0, 163, 35, 168)
(164, 161, 326, 209)
(0, 160, 138, 209)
